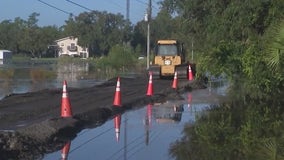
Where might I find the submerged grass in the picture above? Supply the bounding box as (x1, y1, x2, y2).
(5, 47, 147, 81)
(0, 69, 14, 79)
(30, 69, 56, 82)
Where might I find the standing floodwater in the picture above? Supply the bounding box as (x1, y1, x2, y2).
(0, 61, 227, 159)
(43, 87, 221, 160)
(0, 61, 103, 100)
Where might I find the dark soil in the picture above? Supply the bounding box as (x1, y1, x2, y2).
(0, 74, 207, 159)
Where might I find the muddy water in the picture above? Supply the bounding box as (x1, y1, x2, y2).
(43, 85, 224, 160)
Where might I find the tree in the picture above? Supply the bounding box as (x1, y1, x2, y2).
(265, 20, 284, 72)
(63, 11, 132, 57)
(19, 12, 41, 57)
(131, 21, 147, 54)
(38, 26, 61, 57)
(160, 0, 284, 85)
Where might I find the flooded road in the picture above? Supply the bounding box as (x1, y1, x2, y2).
(0, 62, 227, 159)
(43, 88, 219, 160)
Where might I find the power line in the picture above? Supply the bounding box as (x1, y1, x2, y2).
(66, 0, 93, 12)
(135, 0, 147, 5)
(69, 126, 114, 155)
(101, 0, 146, 23)
(135, 0, 159, 12)
(37, 0, 72, 16)
(108, 0, 124, 10)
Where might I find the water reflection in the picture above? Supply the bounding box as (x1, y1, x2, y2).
(61, 141, 71, 160)
(169, 94, 284, 160)
(144, 104, 152, 146)
(152, 102, 184, 124)
(0, 62, 98, 99)
(114, 114, 121, 142)
(44, 99, 208, 160)
(57, 62, 89, 83)
(187, 92, 192, 109)
(41, 78, 228, 160)
(0, 68, 14, 97)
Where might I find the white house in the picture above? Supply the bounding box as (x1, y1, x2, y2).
(55, 36, 89, 58)
(0, 50, 12, 64)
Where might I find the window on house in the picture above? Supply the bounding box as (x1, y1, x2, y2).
(67, 43, 77, 51)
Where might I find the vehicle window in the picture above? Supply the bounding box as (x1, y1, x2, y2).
(157, 45, 178, 56)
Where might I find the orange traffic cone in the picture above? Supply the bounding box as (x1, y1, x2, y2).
(61, 80, 73, 118)
(146, 72, 153, 96)
(188, 64, 194, 81)
(113, 77, 121, 106)
(114, 114, 121, 142)
(61, 141, 71, 160)
(172, 71, 178, 89)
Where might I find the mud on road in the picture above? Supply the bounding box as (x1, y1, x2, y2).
(0, 74, 207, 159)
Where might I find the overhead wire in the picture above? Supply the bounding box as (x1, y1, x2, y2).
(37, 0, 73, 16)
(105, 126, 146, 160)
(54, 107, 174, 160)
(38, 0, 159, 24)
(67, 126, 114, 155)
(134, 0, 160, 20)
(105, 112, 172, 160)
(65, 0, 93, 12)
(64, 0, 142, 22)
(106, 0, 145, 22)
(104, 115, 149, 160)
(108, 0, 124, 10)
(135, 0, 147, 6)
(135, 0, 160, 12)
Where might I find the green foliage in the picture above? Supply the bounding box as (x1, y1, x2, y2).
(170, 98, 284, 160)
(63, 11, 132, 56)
(0, 12, 60, 57)
(265, 20, 284, 72)
(162, 1, 284, 159)
(94, 45, 139, 74)
(198, 41, 243, 79)
(159, 0, 284, 97)
(239, 20, 284, 96)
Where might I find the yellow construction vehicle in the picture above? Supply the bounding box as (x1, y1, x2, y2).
(148, 39, 195, 79)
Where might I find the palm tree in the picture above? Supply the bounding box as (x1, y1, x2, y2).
(265, 20, 284, 72)
(255, 138, 284, 160)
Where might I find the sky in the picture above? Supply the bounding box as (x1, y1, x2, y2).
(0, 0, 161, 27)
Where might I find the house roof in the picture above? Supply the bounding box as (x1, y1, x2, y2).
(0, 50, 12, 52)
(55, 36, 76, 42)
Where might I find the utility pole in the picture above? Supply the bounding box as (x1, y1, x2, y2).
(146, 0, 152, 69)
(126, 0, 130, 20)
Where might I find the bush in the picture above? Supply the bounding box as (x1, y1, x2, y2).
(108, 45, 137, 68)
(96, 45, 138, 70)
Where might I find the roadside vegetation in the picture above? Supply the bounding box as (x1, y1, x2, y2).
(159, 1, 284, 159)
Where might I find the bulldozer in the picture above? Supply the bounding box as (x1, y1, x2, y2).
(148, 39, 195, 79)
